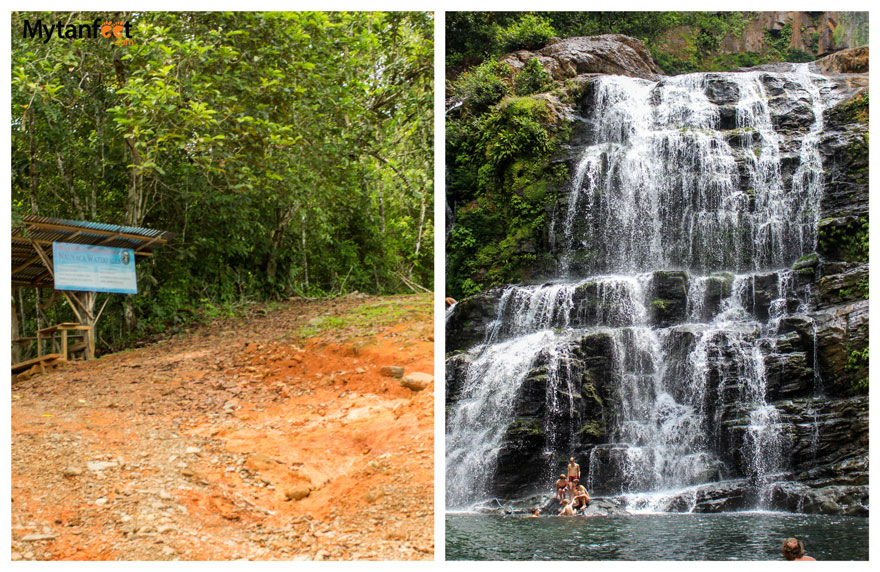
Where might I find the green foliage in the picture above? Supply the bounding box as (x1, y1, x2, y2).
(764, 21, 793, 56)
(839, 12, 870, 48)
(494, 13, 556, 53)
(452, 59, 510, 113)
(835, 91, 869, 124)
(11, 11, 433, 355)
(819, 217, 868, 263)
(784, 49, 816, 63)
(482, 97, 552, 169)
(448, 12, 763, 76)
(838, 278, 869, 301)
(513, 58, 553, 96)
(577, 420, 605, 438)
(846, 344, 869, 394)
(508, 417, 543, 436)
(447, 80, 568, 297)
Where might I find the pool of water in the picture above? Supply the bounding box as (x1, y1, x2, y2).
(446, 512, 869, 560)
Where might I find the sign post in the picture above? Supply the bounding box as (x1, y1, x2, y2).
(51, 242, 138, 359)
(52, 242, 138, 294)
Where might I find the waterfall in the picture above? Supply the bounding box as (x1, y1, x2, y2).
(447, 66, 832, 511)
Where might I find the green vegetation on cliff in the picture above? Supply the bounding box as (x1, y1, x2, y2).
(447, 11, 867, 76)
(448, 59, 569, 297)
(448, 12, 759, 72)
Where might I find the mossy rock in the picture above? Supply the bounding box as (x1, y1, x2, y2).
(506, 417, 544, 437)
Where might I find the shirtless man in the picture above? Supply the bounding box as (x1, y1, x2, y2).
(571, 479, 591, 512)
(554, 474, 569, 501)
(558, 499, 575, 516)
(782, 538, 817, 561)
(567, 457, 581, 499)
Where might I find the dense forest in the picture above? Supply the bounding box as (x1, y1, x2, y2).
(12, 11, 433, 353)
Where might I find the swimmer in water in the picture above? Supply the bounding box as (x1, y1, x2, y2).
(782, 538, 816, 561)
(558, 499, 575, 516)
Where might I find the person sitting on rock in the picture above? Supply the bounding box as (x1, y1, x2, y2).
(782, 538, 816, 561)
(529, 507, 540, 518)
(571, 479, 590, 512)
(554, 474, 569, 501)
(558, 499, 575, 516)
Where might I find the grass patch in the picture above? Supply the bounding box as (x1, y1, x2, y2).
(296, 294, 432, 339)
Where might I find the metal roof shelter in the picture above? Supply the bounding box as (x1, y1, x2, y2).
(12, 215, 175, 288)
(11, 215, 175, 370)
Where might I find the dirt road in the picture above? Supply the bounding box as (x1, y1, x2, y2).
(11, 293, 434, 560)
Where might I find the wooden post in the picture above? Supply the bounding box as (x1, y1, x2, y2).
(61, 330, 68, 361)
(74, 292, 97, 360)
(11, 286, 21, 364)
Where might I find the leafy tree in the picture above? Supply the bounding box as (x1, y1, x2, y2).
(11, 11, 433, 354)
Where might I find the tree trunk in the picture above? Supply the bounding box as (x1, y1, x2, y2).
(411, 191, 427, 277)
(300, 216, 309, 289)
(114, 54, 145, 227)
(28, 112, 39, 215)
(57, 152, 85, 219)
(123, 298, 137, 336)
(265, 205, 294, 284)
(35, 288, 43, 333)
(73, 291, 98, 359)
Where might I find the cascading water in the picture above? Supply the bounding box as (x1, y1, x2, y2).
(447, 65, 838, 512)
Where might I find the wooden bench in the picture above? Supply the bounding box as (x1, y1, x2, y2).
(37, 323, 92, 362)
(11, 353, 63, 382)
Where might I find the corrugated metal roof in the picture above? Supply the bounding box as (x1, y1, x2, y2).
(11, 215, 175, 288)
(21, 215, 171, 239)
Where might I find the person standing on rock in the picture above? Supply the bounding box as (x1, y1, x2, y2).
(782, 538, 816, 561)
(554, 474, 569, 501)
(567, 457, 581, 499)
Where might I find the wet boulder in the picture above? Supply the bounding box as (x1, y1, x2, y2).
(648, 270, 689, 327)
(445, 289, 503, 352)
(703, 74, 741, 105)
(811, 46, 869, 74)
(690, 479, 757, 513)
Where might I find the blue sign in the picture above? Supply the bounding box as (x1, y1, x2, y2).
(52, 242, 138, 294)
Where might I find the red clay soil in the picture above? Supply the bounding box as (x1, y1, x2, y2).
(10, 293, 434, 561)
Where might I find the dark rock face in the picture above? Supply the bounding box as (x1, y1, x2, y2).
(648, 271, 689, 327)
(445, 288, 502, 353)
(812, 300, 868, 397)
(490, 331, 616, 499)
(501, 35, 662, 81)
(447, 40, 869, 515)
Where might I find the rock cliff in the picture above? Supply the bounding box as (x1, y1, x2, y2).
(446, 40, 868, 515)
